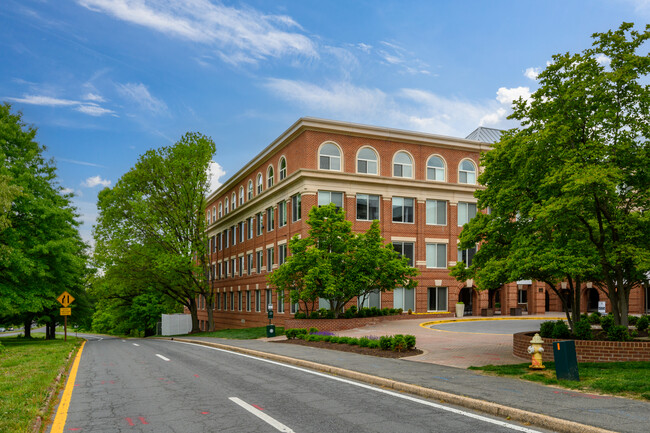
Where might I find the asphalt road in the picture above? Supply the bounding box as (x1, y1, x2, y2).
(49, 338, 555, 433)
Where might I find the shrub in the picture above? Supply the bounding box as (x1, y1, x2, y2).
(539, 321, 555, 338)
(381, 308, 390, 316)
(391, 334, 407, 352)
(367, 340, 380, 349)
(344, 308, 356, 319)
(607, 325, 632, 342)
(304, 334, 317, 342)
(359, 337, 371, 348)
(600, 314, 615, 333)
(404, 334, 416, 349)
(294, 312, 307, 319)
(397, 308, 403, 314)
(321, 335, 332, 342)
(379, 336, 393, 350)
(329, 336, 340, 343)
(636, 315, 649, 332)
(308, 327, 319, 334)
(348, 338, 359, 346)
(572, 319, 593, 340)
(551, 320, 571, 339)
(286, 328, 308, 339)
(358, 308, 367, 318)
(407, 309, 413, 315)
(338, 337, 350, 344)
(588, 312, 601, 325)
(628, 316, 639, 326)
(309, 311, 319, 319)
(370, 307, 380, 317)
(580, 313, 589, 322)
(494, 302, 501, 309)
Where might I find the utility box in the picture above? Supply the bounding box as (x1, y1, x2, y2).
(266, 324, 276, 338)
(553, 340, 580, 381)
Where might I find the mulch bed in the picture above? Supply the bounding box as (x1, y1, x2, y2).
(273, 339, 423, 359)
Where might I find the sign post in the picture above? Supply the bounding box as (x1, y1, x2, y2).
(57, 291, 75, 341)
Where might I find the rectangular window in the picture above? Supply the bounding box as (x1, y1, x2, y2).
(318, 191, 343, 208)
(212, 264, 216, 281)
(392, 197, 414, 223)
(224, 230, 229, 248)
(247, 253, 253, 275)
(256, 251, 263, 273)
(518, 288, 528, 304)
(265, 289, 272, 312)
(267, 247, 274, 271)
(278, 201, 287, 227)
(224, 260, 229, 278)
(238, 291, 242, 311)
(238, 257, 244, 276)
(218, 262, 222, 279)
(257, 213, 264, 236)
(218, 233, 222, 250)
(457, 246, 476, 267)
(212, 235, 216, 253)
(223, 292, 227, 311)
(291, 194, 301, 222)
(358, 290, 381, 309)
(458, 202, 477, 226)
(267, 207, 275, 232)
(248, 217, 254, 239)
(392, 242, 414, 266)
(230, 292, 234, 311)
(426, 200, 447, 225)
(246, 291, 251, 312)
(278, 244, 287, 265)
(356, 194, 380, 221)
(290, 299, 299, 314)
(393, 287, 415, 311)
(216, 292, 221, 310)
(426, 244, 447, 268)
(277, 290, 285, 313)
(319, 298, 331, 310)
(255, 290, 261, 312)
(231, 226, 236, 246)
(239, 222, 245, 243)
(231, 258, 235, 277)
(428, 287, 448, 311)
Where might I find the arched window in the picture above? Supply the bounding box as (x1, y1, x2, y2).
(248, 180, 253, 200)
(427, 156, 445, 181)
(279, 157, 287, 180)
(212, 206, 216, 222)
(357, 147, 378, 175)
(393, 151, 413, 178)
(224, 197, 229, 214)
(459, 160, 477, 184)
(239, 186, 244, 205)
(218, 203, 223, 218)
(206, 211, 210, 224)
(319, 142, 341, 170)
(231, 193, 236, 211)
(257, 173, 263, 194)
(267, 166, 274, 188)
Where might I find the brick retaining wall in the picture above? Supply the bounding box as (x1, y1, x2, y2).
(285, 312, 453, 332)
(513, 331, 650, 363)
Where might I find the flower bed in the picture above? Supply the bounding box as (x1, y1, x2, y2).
(513, 331, 650, 363)
(285, 312, 454, 332)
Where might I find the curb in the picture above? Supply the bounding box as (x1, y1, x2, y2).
(171, 337, 614, 433)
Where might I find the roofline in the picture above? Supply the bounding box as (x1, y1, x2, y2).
(208, 117, 491, 201)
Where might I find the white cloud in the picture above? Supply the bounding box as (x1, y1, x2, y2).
(6, 94, 79, 106)
(61, 187, 75, 195)
(479, 108, 507, 126)
(77, 0, 317, 65)
(76, 103, 116, 116)
(116, 82, 167, 114)
(57, 157, 105, 167)
(377, 41, 430, 75)
(524, 67, 540, 80)
(496, 86, 531, 105)
(207, 161, 226, 194)
(595, 53, 611, 66)
(83, 92, 106, 102)
(82, 175, 111, 188)
(264, 78, 514, 137)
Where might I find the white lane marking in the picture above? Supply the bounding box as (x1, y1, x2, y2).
(132, 343, 140, 347)
(229, 397, 294, 433)
(174, 341, 541, 433)
(121, 339, 126, 342)
(155, 354, 170, 361)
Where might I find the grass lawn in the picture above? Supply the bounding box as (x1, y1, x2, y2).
(184, 326, 285, 339)
(0, 334, 82, 432)
(470, 361, 650, 400)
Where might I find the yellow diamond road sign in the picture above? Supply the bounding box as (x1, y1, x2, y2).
(60, 308, 71, 316)
(57, 291, 75, 307)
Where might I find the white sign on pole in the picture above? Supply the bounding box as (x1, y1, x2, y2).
(598, 301, 606, 315)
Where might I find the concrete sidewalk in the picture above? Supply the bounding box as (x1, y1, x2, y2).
(172, 335, 649, 433)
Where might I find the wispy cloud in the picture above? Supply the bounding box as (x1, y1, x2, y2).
(264, 78, 514, 137)
(57, 157, 105, 168)
(376, 41, 430, 75)
(116, 82, 167, 114)
(77, 0, 317, 65)
(5, 93, 116, 117)
(83, 92, 106, 102)
(82, 175, 111, 188)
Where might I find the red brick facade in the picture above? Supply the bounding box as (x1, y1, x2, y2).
(193, 118, 649, 331)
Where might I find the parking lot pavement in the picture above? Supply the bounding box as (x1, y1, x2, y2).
(336, 314, 565, 368)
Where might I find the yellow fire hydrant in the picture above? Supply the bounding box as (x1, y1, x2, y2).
(527, 333, 545, 370)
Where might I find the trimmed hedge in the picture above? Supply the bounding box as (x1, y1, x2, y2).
(294, 306, 403, 320)
(292, 332, 416, 352)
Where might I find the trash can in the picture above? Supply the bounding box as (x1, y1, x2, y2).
(266, 324, 276, 338)
(553, 340, 579, 381)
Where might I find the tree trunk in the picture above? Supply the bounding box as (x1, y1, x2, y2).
(188, 297, 199, 333)
(23, 316, 32, 338)
(206, 301, 215, 332)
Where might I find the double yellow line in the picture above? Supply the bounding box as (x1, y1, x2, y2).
(50, 341, 86, 433)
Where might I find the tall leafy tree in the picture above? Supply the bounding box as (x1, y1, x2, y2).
(93, 132, 215, 333)
(268, 204, 418, 317)
(452, 23, 650, 327)
(0, 103, 90, 338)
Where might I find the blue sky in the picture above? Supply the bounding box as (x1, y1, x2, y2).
(1, 0, 648, 246)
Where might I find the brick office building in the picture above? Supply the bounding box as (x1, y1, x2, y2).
(195, 118, 649, 331)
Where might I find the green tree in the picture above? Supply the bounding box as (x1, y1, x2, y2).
(452, 23, 650, 327)
(0, 103, 90, 338)
(93, 132, 215, 333)
(268, 204, 418, 317)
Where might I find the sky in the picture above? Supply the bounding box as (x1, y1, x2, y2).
(1, 0, 649, 247)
